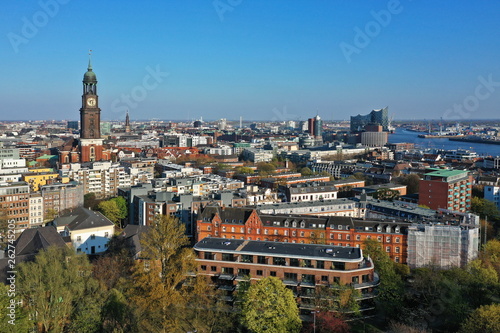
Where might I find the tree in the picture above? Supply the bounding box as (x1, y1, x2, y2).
(396, 174, 421, 194)
(241, 276, 301, 333)
(0, 283, 31, 332)
(235, 166, 254, 174)
(362, 239, 404, 319)
(256, 162, 276, 176)
(471, 197, 500, 221)
(84, 192, 99, 209)
(44, 207, 59, 222)
(459, 304, 500, 333)
(300, 167, 314, 176)
(110, 196, 128, 222)
(304, 311, 350, 333)
(98, 200, 121, 225)
(17, 246, 98, 333)
(181, 276, 235, 333)
(129, 215, 196, 332)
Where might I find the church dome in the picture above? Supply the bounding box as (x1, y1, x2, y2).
(83, 69, 97, 83)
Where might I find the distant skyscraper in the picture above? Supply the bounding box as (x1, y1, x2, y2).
(307, 115, 323, 138)
(350, 107, 389, 132)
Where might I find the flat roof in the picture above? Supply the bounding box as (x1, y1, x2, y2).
(256, 198, 356, 210)
(424, 169, 467, 177)
(195, 237, 362, 261)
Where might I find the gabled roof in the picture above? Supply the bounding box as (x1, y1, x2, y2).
(55, 207, 114, 231)
(14, 226, 67, 256)
(198, 205, 255, 224)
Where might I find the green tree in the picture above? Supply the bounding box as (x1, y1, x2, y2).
(241, 276, 301, 333)
(235, 166, 255, 174)
(256, 162, 276, 176)
(0, 283, 31, 332)
(84, 192, 99, 210)
(459, 304, 500, 333)
(44, 207, 59, 222)
(471, 197, 500, 221)
(98, 200, 121, 225)
(397, 174, 421, 194)
(110, 196, 128, 222)
(300, 166, 314, 176)
(17, 246, 98, 333)
(363, 239, 404, 319)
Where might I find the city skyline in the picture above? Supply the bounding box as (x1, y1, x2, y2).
(1, 1, 500, 121)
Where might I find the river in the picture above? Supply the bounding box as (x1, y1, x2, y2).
(388, 128, 500, 157)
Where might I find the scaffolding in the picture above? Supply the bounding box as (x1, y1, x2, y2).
(407, 224, 479, 269)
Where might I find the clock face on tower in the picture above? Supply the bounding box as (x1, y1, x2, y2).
(87, 97, 96, 107)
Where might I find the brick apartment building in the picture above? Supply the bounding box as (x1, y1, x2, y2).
(196, 206, 410, 264)
(194, 237, 378, 312)
(418, 168, 472, 212)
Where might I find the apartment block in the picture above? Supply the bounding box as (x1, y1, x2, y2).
(194, 237, 378, 312)
(418, 168, 472, 212)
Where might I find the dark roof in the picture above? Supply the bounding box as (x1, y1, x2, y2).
(120, 224, 151, 257)
(0, 226, 67, 284)
(54, 207, 114, 231)
(195, 237, 362, 261)
(14, 226, 67, 256)
(199, 205, 255, 224)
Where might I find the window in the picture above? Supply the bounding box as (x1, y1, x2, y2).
(395, 247, 400, 253)
(395, 237, 400, 243)
(386, 246, 390, 252)
(338, 234, 342, 240)
(210, 266, 217, 272)
(204, 252, 213, 260)
(321, 275, 329, 282)
(316, 260, 325, 269)
(200, 265, 207, 271)
(356, 235, 361, 241)
(386, 236, 391, 242)
(90, 234, 95, 240)
(270, 271, 277, 277)
(77, 236, 81, 241)
(256, 270, 263, 276)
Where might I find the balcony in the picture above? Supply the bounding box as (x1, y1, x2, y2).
(218, 274, 235, 280)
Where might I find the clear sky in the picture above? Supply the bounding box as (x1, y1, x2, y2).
(1, 1, 500, 122)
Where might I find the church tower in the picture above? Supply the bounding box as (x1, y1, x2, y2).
(125, 110, 131, 133)
(79, 52, 104, 162)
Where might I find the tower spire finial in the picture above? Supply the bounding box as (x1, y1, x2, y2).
(88, 49, 93, 71)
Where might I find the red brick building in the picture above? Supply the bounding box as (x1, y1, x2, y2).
(194, 237, 378, 312)
(418, 168, 472, 212)
(196, 206, 410, 264)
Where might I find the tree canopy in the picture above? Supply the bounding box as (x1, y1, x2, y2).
(241, 276, 301, 333)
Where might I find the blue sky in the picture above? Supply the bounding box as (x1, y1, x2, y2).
(1, 1, 500, 122)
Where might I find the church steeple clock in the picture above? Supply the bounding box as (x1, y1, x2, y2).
(79, 51, 104, 162)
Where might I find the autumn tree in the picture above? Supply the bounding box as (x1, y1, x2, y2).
(129, 214, 196, 332)
(241, 276, 301, 333)
(181, 276, 235, 333)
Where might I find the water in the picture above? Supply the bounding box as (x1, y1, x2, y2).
(388, 128, 500, 157)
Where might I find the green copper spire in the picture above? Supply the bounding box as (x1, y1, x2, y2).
(88, 49, 93, 71)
